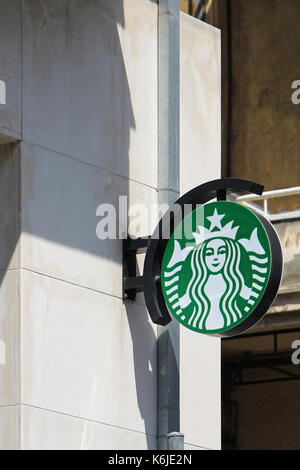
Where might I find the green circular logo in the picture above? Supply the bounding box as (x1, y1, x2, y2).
(161, 201, 272, 334)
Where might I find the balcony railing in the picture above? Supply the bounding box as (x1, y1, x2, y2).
(231, 187, 300, 222)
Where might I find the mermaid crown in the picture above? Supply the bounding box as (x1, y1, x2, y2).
(193, 209, 239, 245)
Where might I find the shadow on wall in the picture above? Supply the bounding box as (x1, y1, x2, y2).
(0, 0, 136, 295)
(126, 303, 157, 449)
(0, 143, 20, 279)
(20, 0, 135, 264)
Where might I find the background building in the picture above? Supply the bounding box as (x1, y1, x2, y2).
(185, 0, 300, 450)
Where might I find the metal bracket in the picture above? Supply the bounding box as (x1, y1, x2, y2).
(123, 186, 229, 300)
(123, 236, 150, 300)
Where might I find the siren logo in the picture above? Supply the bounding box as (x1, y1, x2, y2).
(161, 201, 272, 334)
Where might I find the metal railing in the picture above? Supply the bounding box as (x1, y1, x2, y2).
(232, 186, 300, 222)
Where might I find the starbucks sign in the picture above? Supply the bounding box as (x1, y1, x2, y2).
(125, 179, 283, 337)
(161, 201, 274, 335)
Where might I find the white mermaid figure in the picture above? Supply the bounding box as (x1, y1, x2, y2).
(164, 209, 267, 331)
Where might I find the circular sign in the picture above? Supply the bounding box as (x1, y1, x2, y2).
(161, 200, 281, 336)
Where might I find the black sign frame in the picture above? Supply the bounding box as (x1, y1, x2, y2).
(123, 178, 283, 337)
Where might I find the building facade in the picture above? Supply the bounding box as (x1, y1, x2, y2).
(0, 0, 221, 450)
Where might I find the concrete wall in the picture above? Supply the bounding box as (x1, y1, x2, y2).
(0, 0, 21, 143)
(0, 143, 20, 450)
(20, 0, 158, 450)
(0, 0, 221, 450)
(275, 220, 300, 294)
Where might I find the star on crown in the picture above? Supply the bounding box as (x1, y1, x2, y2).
(193, 208, 239, 245)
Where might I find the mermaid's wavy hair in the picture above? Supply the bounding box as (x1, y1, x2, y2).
(187, 238, 245, 330)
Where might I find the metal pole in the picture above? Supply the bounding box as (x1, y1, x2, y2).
(167, 432, 185, 450)
(157, 0, 183, 450)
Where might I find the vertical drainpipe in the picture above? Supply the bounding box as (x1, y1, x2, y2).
(157, 0, 183, 450)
